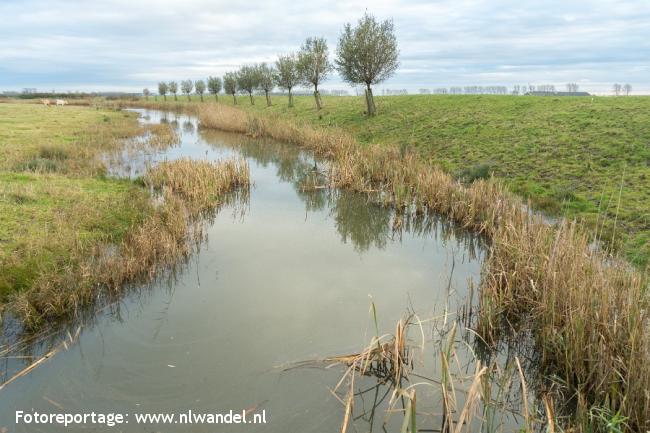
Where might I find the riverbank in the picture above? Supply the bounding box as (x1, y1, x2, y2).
(132, 94, 650, 268)
(0, 103, 249, 328)
(114, 99, 648, 432)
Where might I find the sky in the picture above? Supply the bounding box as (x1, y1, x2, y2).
(1, 0, 649, 95)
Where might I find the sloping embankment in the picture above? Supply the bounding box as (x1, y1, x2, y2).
(188, 101, 648, 431)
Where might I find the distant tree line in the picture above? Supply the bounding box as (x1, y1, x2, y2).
(613, 83, 633, 96)
(411, 83, 635, 96)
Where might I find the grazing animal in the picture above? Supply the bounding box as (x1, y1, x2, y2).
(55, 99, 67, 106)
(42, 98, 51, 107)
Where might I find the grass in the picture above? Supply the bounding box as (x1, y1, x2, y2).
(127, 100, 648, 431)
(0, 103, 249, 328)
(138, 94, 650, 267)
(0, 104, 153, 301)
(15, 158, 250, 327)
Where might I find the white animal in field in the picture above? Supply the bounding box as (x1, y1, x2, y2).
(42, 98, 51, 107)
(55, 99, 67, 106)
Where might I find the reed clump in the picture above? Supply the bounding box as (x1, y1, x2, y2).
(300, 314, 519, 433)
(145, 158, 250, 215)
(193, 102, 649, 431)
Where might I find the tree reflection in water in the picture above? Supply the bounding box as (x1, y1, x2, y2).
(199, 128, 485, 257)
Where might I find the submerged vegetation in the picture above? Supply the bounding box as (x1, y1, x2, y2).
(127, 100, 648, 431)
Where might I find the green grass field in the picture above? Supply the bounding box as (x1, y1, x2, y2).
(163, 93, 650, 266)
(0, 103, 151, 299)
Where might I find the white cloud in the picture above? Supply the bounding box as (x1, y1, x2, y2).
(1, 0, 649, 93)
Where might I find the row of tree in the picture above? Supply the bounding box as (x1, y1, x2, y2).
(145, 13, 398, 116)
(145, 77, 636, 104)
(412, 83, 635, 96)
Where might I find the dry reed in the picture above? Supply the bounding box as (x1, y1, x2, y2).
(299, 313, 519, 433)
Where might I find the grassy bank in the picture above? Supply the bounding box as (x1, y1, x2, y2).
(0, 104, 152, 300)
(122, 100, 648, 431)
(143, 94, 650, 267)
(0, 103, 249, 327)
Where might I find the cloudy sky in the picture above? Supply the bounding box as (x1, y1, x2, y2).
(1, 0, 649, 94)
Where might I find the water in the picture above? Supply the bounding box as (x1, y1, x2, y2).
(0, 109, 515, 432)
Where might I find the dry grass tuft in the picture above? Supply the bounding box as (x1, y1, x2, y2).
(145, 158, 249, 215)
(298, 314, 512, 433)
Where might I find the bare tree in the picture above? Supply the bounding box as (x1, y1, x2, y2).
(336, 13, 399, 116)
(276, 53, 300, 107)
(237, 66, 260, 105)
(257, 63, 275, 107)
(623, 83, 632, 96)
(223, 72, 238, 105)
(158, 82, 168, 101)
(181, 80, 193, 101)
(613, 83, 622, 96)
(207, 76, 222, 102)
(566, 83, 579, 92)
(537, 84, 556, 93)
(297, 37, 332, 110)
(168, 81, 178, 101)
(195, 79, 206, 102)
(143, 88, 150, 100)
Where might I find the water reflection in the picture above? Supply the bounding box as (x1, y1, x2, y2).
(0, 109, 521, 433)
(198, 128, 485, 257)
(182, 120, 195, 134)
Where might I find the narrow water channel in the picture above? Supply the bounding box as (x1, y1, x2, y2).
(0, 109, 519, 432)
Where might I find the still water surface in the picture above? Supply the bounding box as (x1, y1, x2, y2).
(0, 109, 495, 432)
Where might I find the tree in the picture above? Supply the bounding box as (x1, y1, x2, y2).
(158, 82, 168, 101)
(257, 63, 275, 107)
(237, 65, 260, 105)
(207, 76, 222, 102)
(297, 37, 332, 110)
(143, 88, 150, 100)
(613, 83, 622, 96)
(623, 83, 632, 96)
(195, 79, 206, 102)
(335, 13, 399, 116)
(181, 79, 193, 101)
(276, 53, 300, 107)
(566, 83, 579, 92)
(224, 72, 238, 105)
(168, 81, 178, 101)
